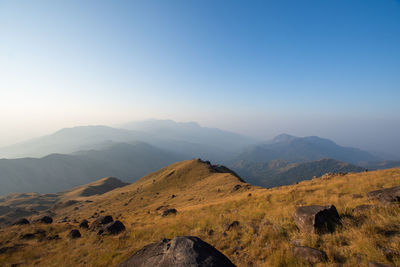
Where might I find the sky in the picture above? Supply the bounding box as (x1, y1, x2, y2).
(0, 0, 399, 156)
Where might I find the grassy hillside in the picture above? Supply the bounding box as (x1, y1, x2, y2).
(0, 160, 399, 266)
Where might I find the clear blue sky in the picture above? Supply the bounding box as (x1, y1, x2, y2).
(0, 0, 399, 155)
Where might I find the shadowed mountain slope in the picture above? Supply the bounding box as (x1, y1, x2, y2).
(0, 142, 184, 195)
(232, 158, 365, 187)
(231, 134, 378, 164)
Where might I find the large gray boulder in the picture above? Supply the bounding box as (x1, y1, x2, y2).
(294, 205, 341, 234)
(118, 236, 236, 267)
(367, 185, 400, 205)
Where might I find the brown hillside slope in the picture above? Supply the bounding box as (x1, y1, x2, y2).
(61, 177, 129, 199)
(0, 160, 399, 266)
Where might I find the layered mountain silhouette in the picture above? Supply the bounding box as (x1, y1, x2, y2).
(0, 142, 184, 195)
(0, 120, 256, 160)
(230, 134, 378, 164)
(0, 121, 393, 196)
(232, 158, 365, 187)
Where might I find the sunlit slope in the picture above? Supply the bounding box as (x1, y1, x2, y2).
(0, 161, 399, 267)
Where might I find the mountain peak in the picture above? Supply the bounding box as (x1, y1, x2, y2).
(271, 133, 297, 143)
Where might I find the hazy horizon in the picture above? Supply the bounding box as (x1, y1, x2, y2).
(1, 1, 399, 157)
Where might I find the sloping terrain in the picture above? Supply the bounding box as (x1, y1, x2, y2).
(0, 177, 130, 227)
(61, 177, 129, 199)
(0, 142, 184, 195)
(0, 160, 399, 266)
(232, 158, 365, 187)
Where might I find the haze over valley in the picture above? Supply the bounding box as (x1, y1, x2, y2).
(1, 1, 400, 266)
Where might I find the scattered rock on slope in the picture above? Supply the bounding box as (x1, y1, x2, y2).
(118, 236, 236, 267)
(12, 218, 29, 225)
(103, 220, 125, 235)
(291, 246, 328, 264)
(79, 219, 89, 229)
(162, 208, 177, 217)
(38, 216, 53, 224)
(294, 205, 341, 234)
(367, 185, 400, 205)
(68, 229, 81, 239)
(90, 215, 113, 230)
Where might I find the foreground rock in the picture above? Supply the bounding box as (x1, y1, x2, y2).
(294, 205, 341, 234)
(101, 220, 125, 235)
(118, 236, 236, 267)
(367, 185, 400, 205)
(38, 216, 53, 224)
(90, 215, 113, 230)
(79, 219, 89, 229)
(68, 229, 81, 239)
(292, 246, 328, 264)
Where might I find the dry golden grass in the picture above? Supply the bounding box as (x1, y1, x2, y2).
(0, 159, 399, 266)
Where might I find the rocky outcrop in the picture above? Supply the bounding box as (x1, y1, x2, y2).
(294, 205, 341, 234)
(367, 185, 400, 205)
(118, 236, 236, 267)
(103, 220, 125, 235)
(162, 209, 177, 217)
(38, 216, 53, 224)
(68, 229, 81, 239)
(79, 219, 89, 229)
(90, 215, 113, 230)
(12, 218, 29, 225)
(291, 246, 328, 264)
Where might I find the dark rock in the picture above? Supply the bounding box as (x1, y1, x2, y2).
(68, 229, 81, 239)
(368, 262, 393, 267)
(35, 229, 46, 237)
(0, 244, 25, 254)
(20, 233, 36, 240)
(79, 219, 89, 229)
(118, 236, 236, 267)
(171, 194, 176, 198)
(207, 229, 214, 236)
(353, 204, 373, 215)
(104, 220, 125, 235)
(39, 216, 53, 224)
(225, 221, 240, 231)
(47, 234, 60, 240)
(367, 185, 400, 205)
(162, 208, 177, 217)
(231, 184, 242, 192)
(291, 246, 328, 264)
(90, 215, 113, 230)
(294, 205, 341, 234)
(12, 218, 29, 225)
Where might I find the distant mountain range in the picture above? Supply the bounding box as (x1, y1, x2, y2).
(0, 120, 397, 195)
(229, 134, 378, 164)
(0, 142, 184, 195)
(0, 120, 256, 160)
(231, 158, 366, 187)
